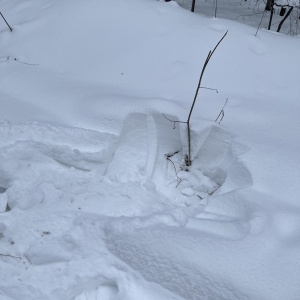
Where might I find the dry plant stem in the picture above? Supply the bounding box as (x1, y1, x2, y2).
(256, 11, 266, 36)
(0, 12, 12, 32)
(0, 253, 22, 260)
(218, 111, 224, 124)
(200, 87, 218, 93)
(166, 157, 182, 187)
(215, 98, 228, 124)
(162, 113, 187, 129)
(186, 31, 228, 166)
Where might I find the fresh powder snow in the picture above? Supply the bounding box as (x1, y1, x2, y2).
(0, 0, 300, 299)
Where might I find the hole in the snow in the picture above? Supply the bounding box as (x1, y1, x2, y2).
(175, 125, 252, 198)
(0, 187, 6, 193)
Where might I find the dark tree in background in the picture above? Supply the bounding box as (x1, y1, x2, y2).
(191, 0, 196, 12)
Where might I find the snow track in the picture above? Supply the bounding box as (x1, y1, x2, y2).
(105, 219, 251, 300)
(0, 116, 283, 300)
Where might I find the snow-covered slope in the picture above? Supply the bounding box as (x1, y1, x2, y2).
(1, 0, 300, 299)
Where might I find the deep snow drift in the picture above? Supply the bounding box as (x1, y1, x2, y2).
(0, 0, 300, 299)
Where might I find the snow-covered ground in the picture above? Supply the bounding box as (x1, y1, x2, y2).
(1, 0, 300, 299)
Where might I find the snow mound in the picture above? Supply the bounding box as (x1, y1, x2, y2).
(0, 122, 116, 210)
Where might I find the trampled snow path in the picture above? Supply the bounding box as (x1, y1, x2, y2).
(4, 109, 296, 300)
(1, 112, 299, 299)
(0, 113, 258, 299)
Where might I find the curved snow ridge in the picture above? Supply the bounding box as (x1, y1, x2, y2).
(105, 112, 182, 184)
(0, 120, 116, 151)
(0, 122, 117, 211)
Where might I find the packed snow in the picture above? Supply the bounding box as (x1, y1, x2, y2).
(1, 0, 300, 299)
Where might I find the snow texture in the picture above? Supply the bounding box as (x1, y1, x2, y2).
(1, 0, 300, 299)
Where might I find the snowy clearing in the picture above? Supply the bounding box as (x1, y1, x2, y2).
(1, 0, 300, 299)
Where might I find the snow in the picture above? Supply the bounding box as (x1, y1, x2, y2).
(1, 0, 300, 299)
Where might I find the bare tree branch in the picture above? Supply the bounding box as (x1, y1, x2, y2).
(0, 12, 12, 32)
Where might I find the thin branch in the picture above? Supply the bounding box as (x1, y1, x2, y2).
(215, 98, 228, 124)
(165, 150, 180, 158)
(166, 156, 182, 187)
(0, 253, 22, 260)
(186, 31, 228, 166)
(235, 11, 265, 21)
(0, 12, 12, 32)
(218, 111, 224, 124)
(208, 31, 228, 60)
(162, 113, 187, 129)
(187, 50, 211, 125)
(200, 87, 219, 93)
(187, 31, 228, 125)
(255, 10, 266, 36)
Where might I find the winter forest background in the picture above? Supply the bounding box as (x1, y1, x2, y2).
(178, 0, 300, 34)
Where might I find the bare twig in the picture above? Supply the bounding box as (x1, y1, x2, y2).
(163, 32, 228, 168)
(167, 158, 182, 187)
(0, 253, 30, 268)
(0, 253, 22, 260)
(162, 113, 187, 129)
(186, 31, 228, 166)
(200, 87, 219, 93)
(165, 153, 182, 187)
(255, 10, 266, 36)
(165, 150, 180, 158)
(235, 11, 265, 21)
(215, 98, 228, 124)
(0, 12, 12, 32)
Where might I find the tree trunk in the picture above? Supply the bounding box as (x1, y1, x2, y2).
(277, 6, 293, 32)
(265, 0, 274, 11)
(268, 6, 274, 30)
(191, 0, 196, 12)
